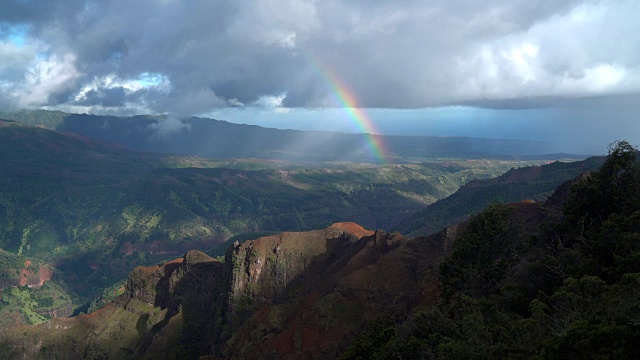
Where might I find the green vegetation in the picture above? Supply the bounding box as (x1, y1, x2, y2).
(5, 110, 629, 357)
(85, 279, 127, 314)
(0, 109, 69, 129)
(397, 156, 605, 237)
(340, 316, 398, 360)
(0, 122, 548, 307)
(0, 287, 48, 325)
(341, 141, 640, 358)
(0, 251, 76, 326)
(0, 281, 74, 326)
(439, 203, 522, 299)
(0, 142, 633, 358)
(2, 109, 578, 163)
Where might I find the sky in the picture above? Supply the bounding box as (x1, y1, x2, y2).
(1, 0, 639, 153)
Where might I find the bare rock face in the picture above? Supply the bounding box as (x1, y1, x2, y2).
(130, 250, 227, 358)
(0, 223, 452, 360)
(125, 257, 184, 306)
(225, 223, 373, 319)
(0, 259, 53, 296)
(222, 224, 452, 360)
(0, 250, 226, 359)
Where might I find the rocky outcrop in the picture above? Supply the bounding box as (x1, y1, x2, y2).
(222, 224, 452, 359)
(0, 250, 226, 359)
(0, 223, 453, 359)
(125, 257, 184, 306)
(225, 223, 373, 318)
(0, 259, 53, 296)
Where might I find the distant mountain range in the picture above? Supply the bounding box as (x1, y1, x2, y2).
(0, 110, 587, 162)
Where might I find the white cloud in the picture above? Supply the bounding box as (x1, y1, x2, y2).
(227, 0, 319, 48)
(502, 43, 540, 83)
(147, 116, 191, 137)
(448, 1, 640, 103)
(73, 72, 170, 103)
(227, 98, 245, 107)
(0, 0, 639, 113)
(254, 93, 286, 108)
(253, 93, 290, 113)
(16, 53, 79, 107)
(561, 63, 627, 93)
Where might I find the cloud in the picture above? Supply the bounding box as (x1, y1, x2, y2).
(253, 93, 289, 113)
(0, 0, 638, 115)
(448, 2, 640, 105)
(147, 116, 191, 138)
(68, 72, 171, 112)
(13, 53, 80, 108)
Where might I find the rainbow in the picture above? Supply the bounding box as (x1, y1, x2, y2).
(310, 60, 389, 164)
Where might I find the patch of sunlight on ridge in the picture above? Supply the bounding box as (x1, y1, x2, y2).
(275, 170, 313, 190)
(394, 190, 437, 206)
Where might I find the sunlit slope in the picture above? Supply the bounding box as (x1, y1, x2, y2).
(0, 250, 75, 326)
(0, 121, 542, 301)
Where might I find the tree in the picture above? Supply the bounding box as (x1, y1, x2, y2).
(440, 203, 521, 299)
(562, 140, 640, 280)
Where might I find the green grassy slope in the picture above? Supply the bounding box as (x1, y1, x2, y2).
(396, 156, 606, 237)
(0, 121, 546, 308)
(0, 110, 69, 129)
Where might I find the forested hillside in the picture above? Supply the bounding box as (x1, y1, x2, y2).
(342, 141, 640, 359)
(0, 120, 541, 318)
(397, 155, 606, 237)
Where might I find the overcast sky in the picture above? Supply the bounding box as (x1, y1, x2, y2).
(1, 0, 639, 151)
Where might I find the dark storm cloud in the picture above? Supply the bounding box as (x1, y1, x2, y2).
(0, 0, 638, 114)
(460, 93, 640, 110)
(0, 1, 55, 23)
(0, 0, 86, 26)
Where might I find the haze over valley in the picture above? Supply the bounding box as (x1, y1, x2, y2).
(1, 0, 639, 359)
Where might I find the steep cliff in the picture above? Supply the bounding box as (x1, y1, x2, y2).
(0, 222, 454, 359)
(222, 223, 452, 359)
(0, 249, 226, 359)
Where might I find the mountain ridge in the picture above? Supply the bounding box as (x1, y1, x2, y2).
(1, 110, 589, 161)
(396, 155, 606, 237)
